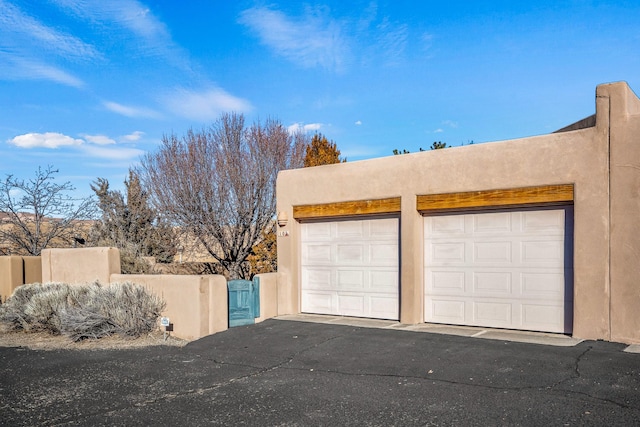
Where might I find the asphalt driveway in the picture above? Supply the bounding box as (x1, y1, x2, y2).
(1, 318, 639, 426)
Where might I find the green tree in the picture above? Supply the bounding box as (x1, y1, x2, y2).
(393, 142, 448, 155)
(90, 170, 176, 272)
(304, 133, 346, 167)
(430, 141, 448, 150)
(0, 166, 95, 255)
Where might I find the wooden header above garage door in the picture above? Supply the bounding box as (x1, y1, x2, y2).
(417, 184, 574, 213)
(293, 197, 401, 220)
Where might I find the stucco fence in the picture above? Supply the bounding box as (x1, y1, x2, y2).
(0, 256, 41, 303)
(1, 247, 278, 341)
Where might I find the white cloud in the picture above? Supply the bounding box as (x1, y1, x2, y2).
(355, 120, 362, 126)
(83, 134, 116, 145)
(8, 188, 23, 198)
(0, 54, 85, 88)
(287, 122, 322, 134)
(7, 130, 145, 162)
(0, 0, 99, 60)
(103, 101, 161, 119)
(163, 87, 253, 122)
(239, 6, 349, 72)
(433, 120, 458, 134)
(422, 33, 434, 50)
(80, 144, 145, 161)
(50, 0, 188, 66)
(0, 0, 97, 87)
(121, 131, 145, 141)
(375, 19, 408, 65)
(7, 132, 83, 149)
(76, 0, 168, 43)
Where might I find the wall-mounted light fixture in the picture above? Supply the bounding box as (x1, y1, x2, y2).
(277, 211, 288, 227)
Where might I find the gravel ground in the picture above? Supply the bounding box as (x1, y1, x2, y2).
(0, 325, 187, 351)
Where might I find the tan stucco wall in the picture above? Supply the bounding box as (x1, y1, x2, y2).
(42, 247, 121, 285)
(277, 81, 640, 343)
(111, 274, 228, 341)
(33, 248, 283, 341)
(606, 83, 640, 344)
(0, 256, 43, 301)
(22, 256, 42, 284)
(255, 272, 278, 324)
(0, 256, 23, 302)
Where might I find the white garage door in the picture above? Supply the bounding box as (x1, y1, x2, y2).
(301, 217, 399, 320)
(424, 207, 573, 333)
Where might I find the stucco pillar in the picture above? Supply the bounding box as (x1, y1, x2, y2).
(607, 82, 640, 344)
(399, 195, 424, 324)
(276, 204, 297, 315)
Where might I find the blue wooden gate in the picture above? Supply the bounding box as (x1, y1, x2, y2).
(228, 277, 260, 327)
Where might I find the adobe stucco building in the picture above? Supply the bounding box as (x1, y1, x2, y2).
(276, 81, 640, 344)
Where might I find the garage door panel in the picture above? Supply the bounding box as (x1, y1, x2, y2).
(370, 217, 399, 236)
(304, 222, 332, 239)
(473, 272, 512, 294)
(429, 242, 466, 263)
(336, 221, 365, 237)
(473, 212, 512, 233)
(521, 240, 563, 264)
(369, 295, 400, 319)
(301, 268, 333, 291)
(522, 210, 565, 232)
(301, 291, 334, 314)
(370, 270, 398, 291)
(473, 301, 512, 324)
(425, 207, 573, 333)
(428, 299, 465, 323)
(336, 244, 364, 263)
(303, 244, 332, 264)
(522, 303, 565, 333)
(370, 243, 399, 264)
(428, 215, 466, 235)
(302, 218, 399, 320)
(429, 271, 465, 293)
(521, 272, 565, 297)
(473, 241, 512, 262)
(337, 294, 365, 315)
(336, 270, 365, 290)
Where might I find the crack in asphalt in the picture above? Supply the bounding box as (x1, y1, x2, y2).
(49, 334, 346, 426)
(551, 345, 592, 389)
(38, 336, 640, 425)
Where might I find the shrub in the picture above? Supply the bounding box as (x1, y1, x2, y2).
(0, 281, 165, 341)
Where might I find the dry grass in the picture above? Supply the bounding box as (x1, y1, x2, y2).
(0, 323, 187, 351)
(0, 281, 166, 341)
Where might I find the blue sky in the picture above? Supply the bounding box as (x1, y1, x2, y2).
(1, 0, 639, 198)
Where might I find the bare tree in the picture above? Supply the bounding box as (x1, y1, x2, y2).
(138, 113, 307, 279)
(0, 166, 96, 256)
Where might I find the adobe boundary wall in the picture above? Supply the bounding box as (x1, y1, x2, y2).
(0, 256, 42, 302)
(32, 247, 280, 341)
(110, 273, 229, 341)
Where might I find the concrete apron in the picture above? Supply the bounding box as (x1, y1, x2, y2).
(276, 314, 598, 348)
(278, 314, 640, 352)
